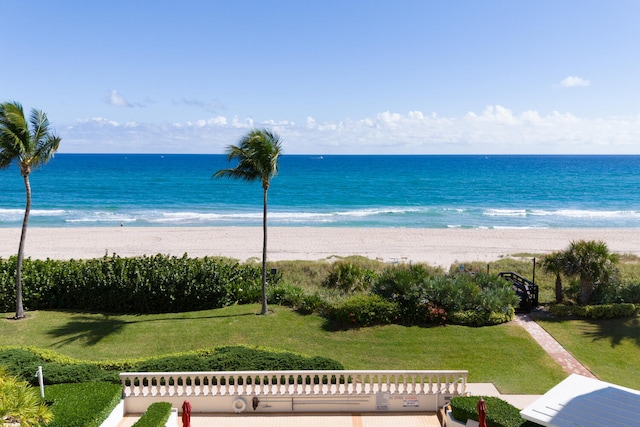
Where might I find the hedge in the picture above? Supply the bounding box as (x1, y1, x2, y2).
(549, 303, 638, 319)
(0, 345, 344, 386)
(45, 382, 122, 427)
(0, 254, 276, 313)
(448, 308, 515, 327)
(450, 395, 541, 427)
(132, 402, 172, 427)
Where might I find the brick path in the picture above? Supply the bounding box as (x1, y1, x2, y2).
(513, 314, 597, 379)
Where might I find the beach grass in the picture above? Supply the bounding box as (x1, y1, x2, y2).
(1, 305, 565, 394)
(535, 316, 640, 390)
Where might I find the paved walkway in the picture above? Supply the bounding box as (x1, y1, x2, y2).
(118, 412, 441, 427)
(513, 313, 597, 379)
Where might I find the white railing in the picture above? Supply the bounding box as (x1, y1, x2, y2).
(120, 370, 467, 414)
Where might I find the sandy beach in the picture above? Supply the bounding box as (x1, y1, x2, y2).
(0, 227, 639, 269)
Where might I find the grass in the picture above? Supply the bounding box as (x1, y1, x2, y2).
(535, 316, 640, 389)
(1, 305, 565, 394)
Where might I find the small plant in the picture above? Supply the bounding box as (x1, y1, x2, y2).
(323, 261, 377, 293)
(0, 369, 54, 427)
(423, 302, 448, 324)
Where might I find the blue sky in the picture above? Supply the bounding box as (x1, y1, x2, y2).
(3, 0, 640, 154)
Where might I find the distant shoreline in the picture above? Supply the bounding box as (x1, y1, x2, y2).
(1, 227, 638, 268)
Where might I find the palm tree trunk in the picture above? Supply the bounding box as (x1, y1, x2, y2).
(261, 187, 268, 315)
(579, 275, 592, 305)
(15, 174, 31, 319)
(555, 275, 563, 303)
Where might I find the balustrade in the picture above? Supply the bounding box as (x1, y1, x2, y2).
(120, 370, 467, 413)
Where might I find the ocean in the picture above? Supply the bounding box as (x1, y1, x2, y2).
(1, 154, 639, 229)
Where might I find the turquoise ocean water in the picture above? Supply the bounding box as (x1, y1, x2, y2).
(1, 154, 640, 229)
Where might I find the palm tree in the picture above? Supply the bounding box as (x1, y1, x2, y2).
(541, 251, 565, 303)
(562, 240, 619, 305)
(0, 101, 61, 319)
(214, 128, 283, 315)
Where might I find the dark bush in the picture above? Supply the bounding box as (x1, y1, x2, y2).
(132, 402, 172, 427)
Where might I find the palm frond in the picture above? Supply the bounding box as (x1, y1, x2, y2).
(0, 102, 29, 158)
(213, 128, 283, 183)
(0, 101, 61, 172)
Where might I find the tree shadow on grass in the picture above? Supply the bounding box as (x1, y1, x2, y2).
(582, 316, 640, 348)
(540, 316, 640, 348)
(46, 315, 127, 347)
(46, 311, 257, 347)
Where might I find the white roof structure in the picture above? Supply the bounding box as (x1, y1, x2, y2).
(520, 374, 640, 427)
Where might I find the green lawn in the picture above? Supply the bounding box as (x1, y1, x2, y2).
(1, 305, 565, 394)
(535, 316, 640, 390)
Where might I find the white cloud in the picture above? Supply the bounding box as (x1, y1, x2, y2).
(107, 90, 149, 108)
(560, 76, 591, 87)
(173, 98, 226, 111)
(107, 90, 131, 107)
(58, 107, 640, 155)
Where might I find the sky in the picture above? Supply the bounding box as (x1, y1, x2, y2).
(2, 0, 640, 155)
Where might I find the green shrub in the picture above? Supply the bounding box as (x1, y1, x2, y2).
(46, 382, 122, 427)
(132, 402, 172, 427)
(322, 261, 377, 293)
(268, 282, 306, 308)
(617, 282, 640, 304)
(373, 265, 430, 322)
(550, 303, 638, 319)
(592, 281, 640, 304)
(450, 395, 539, 427)
(297, 292, 330, 315)
(327, 294, 399, 327)
(372, 267, 516, 326)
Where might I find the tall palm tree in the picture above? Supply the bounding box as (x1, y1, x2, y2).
(214, 128, 282, 315)
(0, 101, 61, 319)
(562, 240, 619, 305)
(541, 251, 565, 303)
